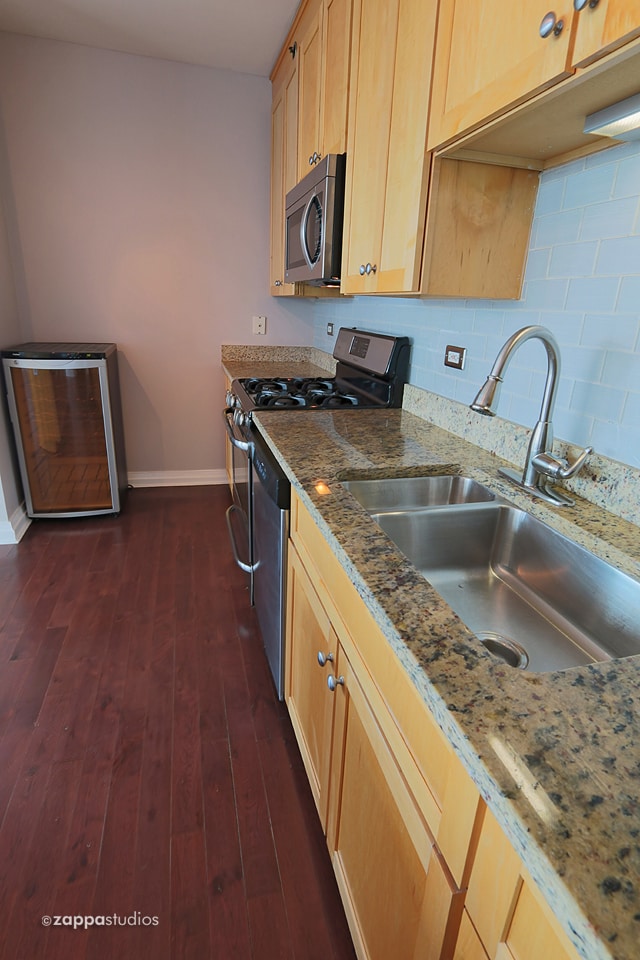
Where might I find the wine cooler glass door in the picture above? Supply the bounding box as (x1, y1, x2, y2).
(4, 358, 120, 517)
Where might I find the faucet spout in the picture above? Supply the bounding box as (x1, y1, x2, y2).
(470, 325, 590, 506)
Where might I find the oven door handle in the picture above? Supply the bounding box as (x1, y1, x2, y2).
(225, 504, 257, 574)
(223, 407, 253, 452)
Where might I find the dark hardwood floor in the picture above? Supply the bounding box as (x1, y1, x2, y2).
(0, 485, 356, 960)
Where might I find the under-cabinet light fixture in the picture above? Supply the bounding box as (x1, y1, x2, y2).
(583, 92, 640, 141)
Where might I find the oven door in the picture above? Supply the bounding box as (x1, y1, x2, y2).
(223, 407, 256, 599)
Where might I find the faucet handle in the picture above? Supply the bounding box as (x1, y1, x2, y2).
(531, 446, 593, 481)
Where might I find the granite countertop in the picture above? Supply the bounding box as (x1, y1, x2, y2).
(221, 345, 336, 383)
(251, 405, 640, 960)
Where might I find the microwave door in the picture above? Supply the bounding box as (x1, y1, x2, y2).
(300, 193, 323, 271)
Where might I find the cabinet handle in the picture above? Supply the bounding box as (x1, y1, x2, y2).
(309, 155, 314, 165)
(539, 12, 564, 37)
(574, 0, 599, 9)
(317, 651, 334, 667)
(327, 674, 344, 691)
(360, 263, 377, 276)
(274, 279, 282, 286)
(289, 41, 297, 58)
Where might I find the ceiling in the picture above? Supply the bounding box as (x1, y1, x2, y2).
(0, 0, 301, 77)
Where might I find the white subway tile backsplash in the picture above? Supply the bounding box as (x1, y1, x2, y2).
(581, 196, 638, 240)
(596, 235, 640, 275)
(548, 241, 598, 277)
(313, 141, 640, 470)
(570, 380, 626, 421)
(534, 176, 565, 215)
(616, 276, 640, 313)
(613, 153, 640, 198)
(522, 278, 569, 309)
(563, 163, 616, 208)
(582, 314, 638, 350)
(532, 209, 582, 247)
(565, 276, 619, 312)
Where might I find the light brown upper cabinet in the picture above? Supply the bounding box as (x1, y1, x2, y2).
(428, 0, 578, 151)
(270, 0, 351, 297)
(572, 0, 640, 67)
(341, 0, 438, 295)
(297, 0, 352, 181)
(270, 47, 299, 296)
(429, 0, 640, 165)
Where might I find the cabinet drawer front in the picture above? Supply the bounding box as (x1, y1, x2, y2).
(285, 544, 337, 825)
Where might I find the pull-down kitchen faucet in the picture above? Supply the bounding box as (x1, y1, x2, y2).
(470, 325, 592, 506)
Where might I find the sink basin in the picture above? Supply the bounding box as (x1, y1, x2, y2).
(372, 503, 640, 672)
(342, 474, 496, 513)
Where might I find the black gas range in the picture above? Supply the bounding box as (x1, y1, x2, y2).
(226, 327, 411, 425)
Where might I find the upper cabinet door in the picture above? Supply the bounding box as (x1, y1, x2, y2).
(297, 0, 324, 180)
(320, 0, 352, 157)
(428, 0, 577, 150)
(297, 0, 352, 182)
(572, 0, 640, 67)
(270, 51, 299, 296)
(341, 0, 437, 295)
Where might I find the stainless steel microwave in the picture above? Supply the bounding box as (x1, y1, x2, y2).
(284, 153, 346, 286)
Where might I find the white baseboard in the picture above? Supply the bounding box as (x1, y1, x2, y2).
(128, 469, 228, 488)
(0, 502, 31, 544)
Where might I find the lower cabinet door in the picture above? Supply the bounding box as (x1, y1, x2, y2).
(285, 544, 337, 828)
(327, 645, 463, 960)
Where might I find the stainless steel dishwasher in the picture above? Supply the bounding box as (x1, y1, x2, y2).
(251, 427, 290, 700)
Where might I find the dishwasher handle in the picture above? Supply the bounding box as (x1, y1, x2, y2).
(225, 504, 257, 574)
(223, 407, 253, 453)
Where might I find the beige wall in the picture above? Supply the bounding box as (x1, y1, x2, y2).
(0, 100, 24, 528)
(0, 31, 314, 479)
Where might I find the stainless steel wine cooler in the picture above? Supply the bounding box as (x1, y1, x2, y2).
(1, 342, 128, 518)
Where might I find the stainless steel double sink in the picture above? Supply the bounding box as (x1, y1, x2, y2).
(342, 475, 640, 673)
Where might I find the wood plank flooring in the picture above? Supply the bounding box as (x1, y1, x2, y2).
(0, 485, 356, 960)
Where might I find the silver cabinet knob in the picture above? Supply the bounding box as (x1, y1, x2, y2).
(327, 674, 344, 692)
(364, 263, 377, 275)
(539, 11, 564, 37)
(317, 651, 334, 667)
(274, 279, 282, 286)
(359, 264, 366, 275)
(574, 0, 599, 9)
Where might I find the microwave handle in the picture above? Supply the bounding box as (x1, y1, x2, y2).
(300, 193, 319, 271)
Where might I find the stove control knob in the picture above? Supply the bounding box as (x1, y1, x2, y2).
(234, 409, 251, 429)
(225, 389, 236, 407)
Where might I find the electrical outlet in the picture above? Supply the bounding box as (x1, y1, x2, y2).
(444, 345, 466, 370)
(252, 315, 267, 335)
(326, 322, 334, 336)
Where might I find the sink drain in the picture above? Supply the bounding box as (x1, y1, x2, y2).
(477, 632, 529, 669)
